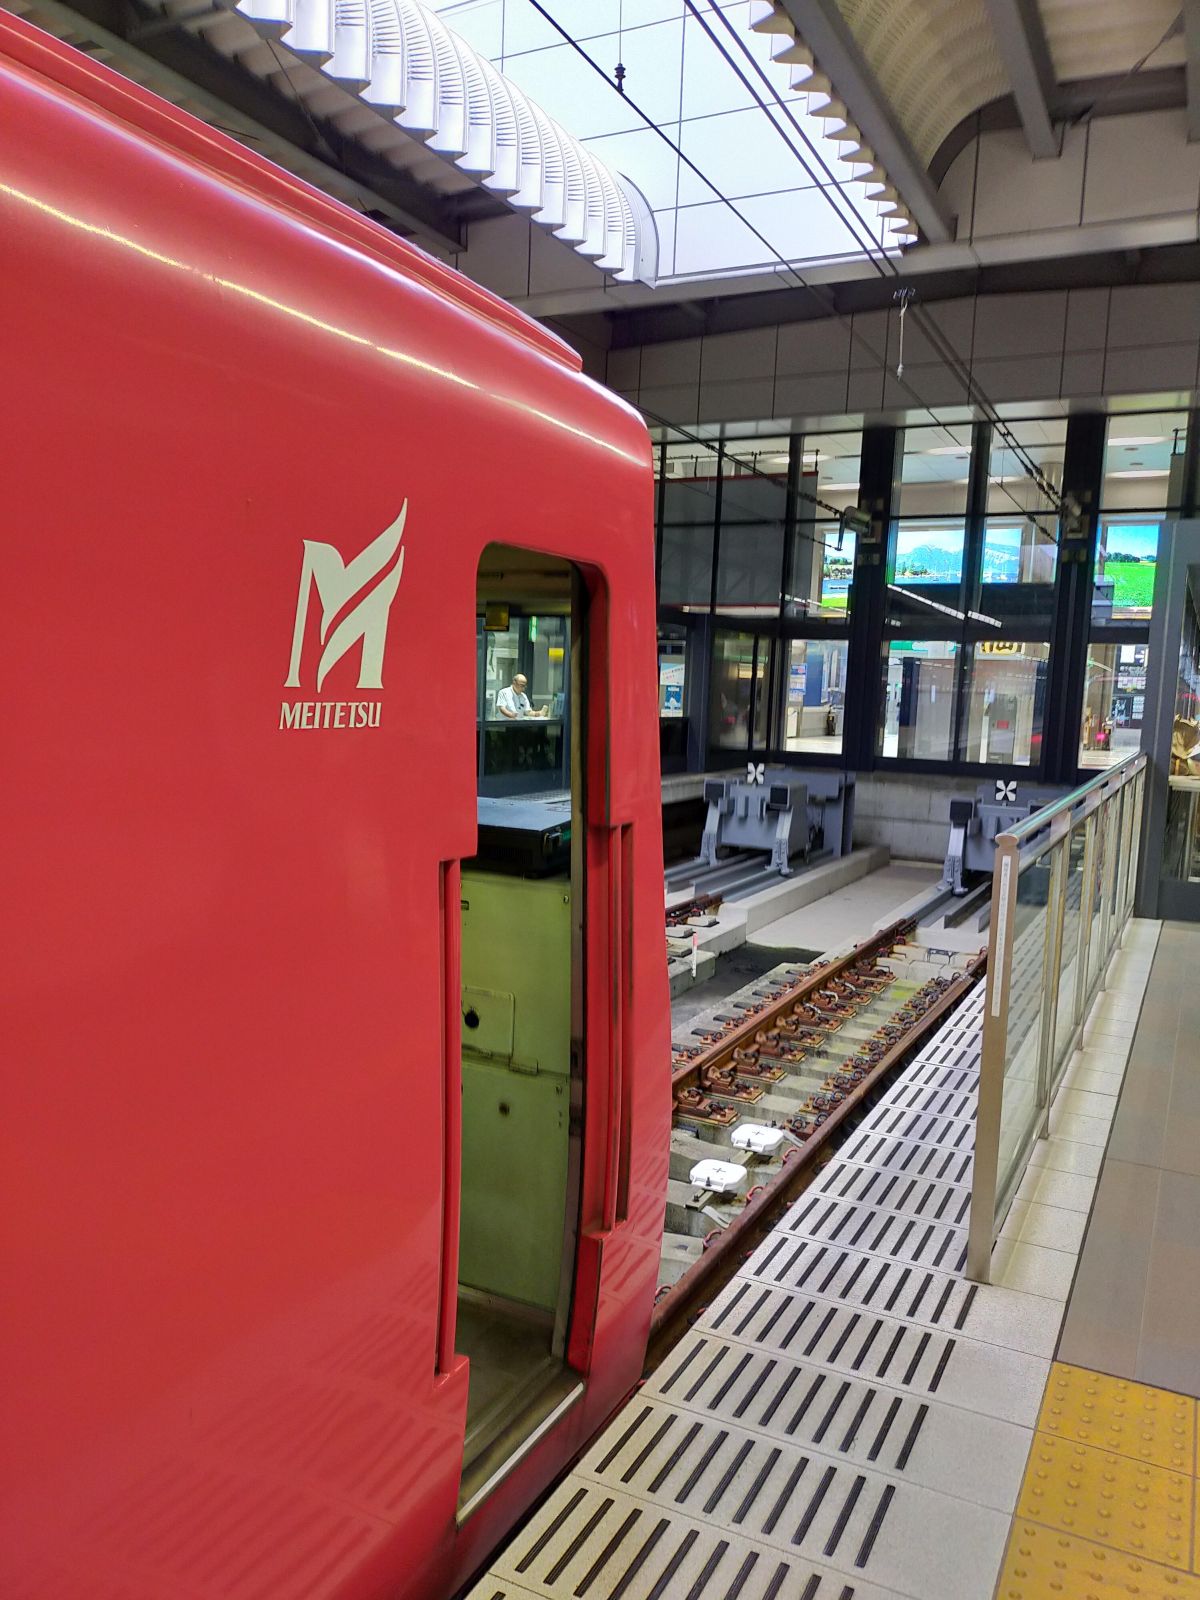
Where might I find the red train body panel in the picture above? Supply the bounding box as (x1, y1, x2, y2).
(0, 15, 669, 1597)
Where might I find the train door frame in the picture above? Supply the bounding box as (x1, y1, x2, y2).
(452, 548, 606, 1520)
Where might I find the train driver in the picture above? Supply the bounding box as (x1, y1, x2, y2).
(496, 672, 536, 719)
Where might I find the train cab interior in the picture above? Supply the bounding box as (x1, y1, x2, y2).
(455, 544, 586, 1512)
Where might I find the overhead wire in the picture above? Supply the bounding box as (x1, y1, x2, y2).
(526, 0, 1060, 526)
(521, 4, 958, 415)
(1067, 8, 1184, 127)
(687, 0, 1064, 515)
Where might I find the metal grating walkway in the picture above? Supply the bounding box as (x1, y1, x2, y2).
(468, 980, 1067, 1600)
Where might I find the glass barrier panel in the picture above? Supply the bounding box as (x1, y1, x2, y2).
(970, 756, 1148, 1283)
(1085, 804, 1111, 1002)
(1113, 785, 1133, 922)
(1098, 797, 1121, 973)
(1052, 823, 1087, 1084)
(994, 850, 1054, 1217)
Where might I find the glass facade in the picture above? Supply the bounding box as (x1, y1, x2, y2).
(1092, 413, 1188, 624)
(653, 407, 1194, 777)
(981, 515, 1057, 587)
(658, 438, 720, 611)
(1080, 641, 1150, 770)
(962, 642, 1049, 767)
(783, 639, 849, 756)
(709, 630, 764, 751)
(879, 641, 959, 761)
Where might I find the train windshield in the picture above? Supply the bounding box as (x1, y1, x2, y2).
(455, 545, 586, 1512)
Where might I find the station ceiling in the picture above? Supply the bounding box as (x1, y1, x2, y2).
(9, 0, 1198, 333)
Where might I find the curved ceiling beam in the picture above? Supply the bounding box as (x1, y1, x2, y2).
(234, 0, 657, 283)
(772, 0, 955, 243)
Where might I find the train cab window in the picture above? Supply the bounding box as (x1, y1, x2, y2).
(477, 611, 570, 795)
(455, 545, 584, 1511)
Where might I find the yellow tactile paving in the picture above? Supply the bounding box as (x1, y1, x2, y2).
(1017, 1433, 1193, 1569)
(997, 1363, 1200, 1598)
(997, 1521, 1200, 1599)
(1037, 1364, 1197, 1473)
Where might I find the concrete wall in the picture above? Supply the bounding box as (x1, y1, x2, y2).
(852, 771, 958, 864)
(603, 281, 1200, 431)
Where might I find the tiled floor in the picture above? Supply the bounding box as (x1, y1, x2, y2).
(754, 860, 942, 953)
(994, 1362, 1200, 1598)
(468, 917, 1186, 1600)
(1059, 922, 1200, 1397)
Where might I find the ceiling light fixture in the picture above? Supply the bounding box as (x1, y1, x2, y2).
(1109, 468, 1169, 478)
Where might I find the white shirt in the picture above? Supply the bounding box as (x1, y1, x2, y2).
(496, 685, 532, 717)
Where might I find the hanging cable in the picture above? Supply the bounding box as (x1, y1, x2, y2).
(525, 0, 1059, 522)
(685, 0, 1065, 513)
(521, 3, 942, 413)
(524, 0, 1062, 534)
(894, 287, 914, 379)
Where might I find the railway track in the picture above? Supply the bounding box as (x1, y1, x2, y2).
(665, 890, 723, 931)
(650, 912, 987, 1364)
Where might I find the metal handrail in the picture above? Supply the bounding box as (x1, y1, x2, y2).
(1004, 752, 1147, 848)
(966, 751, 1147, 1281)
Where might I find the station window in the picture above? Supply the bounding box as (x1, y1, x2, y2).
(891, 517, 966, 587)
(878, 640, 959, 761)
(661, 438, 722, 516)
(659, 438, 720, 610)
(987, 419, 1066, 517)
(981, 514, 1058, 587)
(785, 432, 861, 622)
(786, 519, 853, 621)
(720, 436, 791, 482)
(1092, 515, 1161, 624)
(714, 442, 786, 618)
(658, 626, 687, 719)
(714, 522, 784, 617)
(659, 524, 715, 609)
(962, 641, 1049, 766)
(897, 423, 973, 516)
(807, 431, 863, 504)
(658, 624, 689, 771)
(783, 639, 849, 755)
(886, 517, 968, 631)
(1092, 414, 1188, 624)
(1101, 413, 1188, 513)
(710, 630, 768, 751)
(1080, 640, 1151, 770)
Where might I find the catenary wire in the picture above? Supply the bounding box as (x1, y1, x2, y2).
(687, 0, 1064, 513)
(525, 0, 1062, 525)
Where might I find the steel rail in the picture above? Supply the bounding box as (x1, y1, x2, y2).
(669, 921, 915, 1096)
(649, 947, 986, 1364)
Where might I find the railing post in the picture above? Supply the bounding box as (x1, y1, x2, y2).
(967, 833, 1020, 1283)
(1038, 829, 1069, 1135)
(1075, 812, 1098, 1024)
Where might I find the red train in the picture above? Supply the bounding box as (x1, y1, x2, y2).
(0, 14, 669, 1598)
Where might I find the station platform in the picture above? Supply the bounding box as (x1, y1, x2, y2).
(468, 918, 1200, 1600)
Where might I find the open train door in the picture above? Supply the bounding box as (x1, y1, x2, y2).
(439, 545, 628, 1521)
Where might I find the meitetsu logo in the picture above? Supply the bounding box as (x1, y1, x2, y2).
(280, 504, 406, 730)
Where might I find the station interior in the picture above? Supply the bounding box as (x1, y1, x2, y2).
(12, 2, 1200, 1599)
